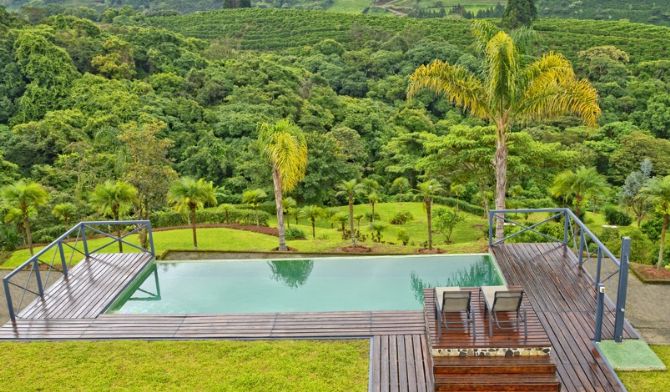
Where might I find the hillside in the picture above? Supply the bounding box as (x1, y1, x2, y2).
(139, 9, 670, 62)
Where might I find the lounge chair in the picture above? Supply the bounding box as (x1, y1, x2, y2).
(434, 287, 475, 336)
(480, 285, 527, 338)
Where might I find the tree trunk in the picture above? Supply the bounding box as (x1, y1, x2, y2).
(272, 166, 288, 251)
(371, 202, 375, 223)
(426, 198, 433, 250)
(658, 214, 668, 269)
(494, 125, 508, 240)
(349, 196, 356, 246)
(311, 218, 316, 239)
(190, 207, 198, 248)
(24, 214, 33, 255)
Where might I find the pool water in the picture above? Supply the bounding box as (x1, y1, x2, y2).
(108, 254, 504, 314)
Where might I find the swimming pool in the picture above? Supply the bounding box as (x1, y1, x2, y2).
(108, 254, 504, 314)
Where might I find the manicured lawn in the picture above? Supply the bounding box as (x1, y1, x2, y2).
(0, 340, 369, 391)
(619, 345, 670, 391)
(1, 202, 488, 268)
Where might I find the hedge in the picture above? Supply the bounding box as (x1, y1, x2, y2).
(151, 208, 271, 228)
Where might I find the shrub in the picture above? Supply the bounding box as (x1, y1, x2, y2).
(370, 222, 387, 242)
(434, 208, 464, 243)
(641, 217, 663, 241)
(285, 227, 306, 240)
(390, 211, 413, 225)
(397, 229, 410, 246)
(32, 225, 68, 244)
(0, 226, 22, 251)
(505, 221, 564, 243)
(603, 206, 633, 226)
(596, 227, 654, 265)
(365, 211, 380, 222)
(151, 207, 271, 228)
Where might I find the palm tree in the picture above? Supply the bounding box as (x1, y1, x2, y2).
(417, 179, 443, 250)
(642, 176, 670, 268)
(282, 197, 298, 228)
(550, 167, 607, 219)
(408, 22, 601, 240)
(168, 177, 216, 249)
(242, 189, 268, 226)
(258, 119, 308, 251)
(52, 202, 77, 226)
(1, 181, 49, 254)
(367, 191, 380, 223)
(300, 205, 323, 239)
(337, 179, 364, 246)
(91, 180, 138, 252)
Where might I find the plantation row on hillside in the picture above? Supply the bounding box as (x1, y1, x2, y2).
(139, 10, 670, 62)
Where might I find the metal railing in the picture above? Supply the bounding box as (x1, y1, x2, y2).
(3, 220, 155, 323)
(488, 208, 631, 343)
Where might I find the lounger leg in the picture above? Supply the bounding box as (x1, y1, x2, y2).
(488, 311, 493, 337)
(523, 310, 528, 339)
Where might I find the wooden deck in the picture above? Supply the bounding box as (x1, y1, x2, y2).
(424, 287, 551, 353)
(16, 253, 153, 320)
(492, 242, 638, 392)
(370, 335, 433, 392)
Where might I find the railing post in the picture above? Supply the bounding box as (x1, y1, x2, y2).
(57, 240, 68, 278)
(80, 223, 89, 258)
(594, 283, 605, 342)
(563, 210, 570, 245)
(3, 279, 15, 323)
(578, 231, 585, 268)
(594, 247, 603, 291)
(488, 211, 494, 246)
(33, 258, 44, 298)
(146, 221, 156, 257)
(614, 237, 631, 343)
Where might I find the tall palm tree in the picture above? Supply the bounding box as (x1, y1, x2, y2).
(300, 205, 323, 239)
(368, 191, 380, 223)
(282, 196, 298, 228)
(1, 181, 49, 255)
(417, 179, 443, 250)
(258, 119, 308, 251)
(337, 179, 364, 246)
(550, 167, 607, 219)
(642, 176, 670, 268)
(168, 177, 216, 249)
(91, 180, 138, 252)
(407, 22, 601, 240)
(242, 188, 268, 226)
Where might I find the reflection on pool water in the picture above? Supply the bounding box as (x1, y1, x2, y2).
(108, 254, 504, 314)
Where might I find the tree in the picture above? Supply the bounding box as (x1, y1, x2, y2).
(168, 177, 216, 249)
(258, 119, 308, 251)
(367, 192, 380, 223)
(1, 181, 48, 254)
(434, 207, 464, 243)
(300, 205, 323, 239)
(242, 189, 268, 226)
(391, 177, 411, 195)
(91, 180, 138, 252)
(502, 0, 537, 28)
(417, 179, 443, 250)
(642, 176, 670, 268)
(337, 179, 364, 246)
(282, 197, 298, 228)
(408, 22, 600, 239)
(622, 159, 653, 227)
(550, 167, 608, 218)
(52, 202, 76, 226)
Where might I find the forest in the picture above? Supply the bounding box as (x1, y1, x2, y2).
(1, 5, 670, 265)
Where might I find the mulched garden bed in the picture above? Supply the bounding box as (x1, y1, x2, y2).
(417, 248, 446, 254)
(630, 263, 670, 284)
(338, 245, 372, 253)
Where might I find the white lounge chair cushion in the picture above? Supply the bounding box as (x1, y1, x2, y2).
(435, 286, 461, 311)
(481, 285, 508, 311)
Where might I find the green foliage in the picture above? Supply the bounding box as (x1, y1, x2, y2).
(369, 221, 387, 242)
(152, 207, 271, 227)
(603, 206, 633, 226)
(390, 210, 413, 225)
(502, 0, 537, 29)
(433, 207, 464, 243)
(396, 229, 410, 245)
(285, 226, 307, 240)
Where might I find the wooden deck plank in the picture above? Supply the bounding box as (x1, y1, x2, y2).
(370, 335, 432, 392)
(491, 243, 632, 392)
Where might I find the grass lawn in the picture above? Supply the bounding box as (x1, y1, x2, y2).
(1, 202, 489, 269)
(620, 345, 670, 391)
(0, 340, 369, 391)
(327, 0, 372, 13)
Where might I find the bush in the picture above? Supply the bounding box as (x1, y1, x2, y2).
(390, 211, 413, 225)
(603, 206, 633, 226)
(641, 217, 663, 241)
(365, 211, 380, 222)
(285, 227, 306, 240)
(32, 225, 68, 244)
(505, 222, 564, 243)
(597, 227, 654, 265)
(0, 226, 22, 251)
(151, 207, 271, 228)
(397, 229, 410, 246)
(431, 195, 485, 216)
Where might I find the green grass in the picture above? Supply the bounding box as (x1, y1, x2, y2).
(0, 340, 369, 391)
(1, 202, 489, 269)
(328, 0, 372, 13)
(620, 345, 670, 392)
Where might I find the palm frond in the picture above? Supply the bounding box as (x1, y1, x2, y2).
(259, 119, 308, 192)
(471, 20, 499, 53)
(407, 61, 489, 120)
(517, 78, 601, 126)
(485, 31, 519, 110)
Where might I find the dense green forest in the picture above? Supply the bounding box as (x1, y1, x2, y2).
(1, 6, 670, 263)
(2, 0, 670, 26)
